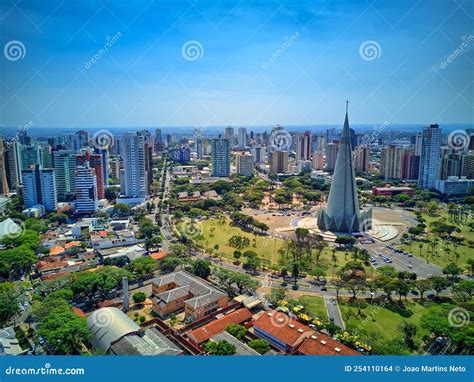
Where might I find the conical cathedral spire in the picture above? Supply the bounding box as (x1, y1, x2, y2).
(318, 101, 371, 233)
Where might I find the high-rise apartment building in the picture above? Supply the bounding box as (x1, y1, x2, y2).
(296, 132, 312, 161)
(354, 146, 370, 173)
(251, 146, 266, 164)
(53, 150, 76, 201)
(120, 133, 148, 201)
(76, 152, 105, 199)
(75, 163, 98, 214)
(21, 145, 43, 170)
(419, 124, 441, 189)
(22, 165, 57, 211)
(0, 138, 9, 195)
(225, 127, 234, 148)
(237, 153, 254, 177)
(270, 150, 288, 174)
(4, 140, 22, 191)
(402, 152, 420, 180)
(312, 150, 324, 170)
(380, 145, 405, 179)
(237, 127, 247, 148)
(325, 142, 340, 172)
(211, 138, 231, 177)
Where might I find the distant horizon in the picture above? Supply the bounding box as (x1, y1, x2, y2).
(2, 122, 472, 140)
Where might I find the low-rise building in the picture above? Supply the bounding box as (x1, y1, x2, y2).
(87, 307, 183, 355)
(187, 308, 252, 344)
(297, 333, 360, 355)
(91, 229, 138, 249)
(435, 176, 474, 196)
(0, 327, 26, 356)
(372, 184, 415, 197)
(252, 311, 314, 353)
(151, 271, 228, 320)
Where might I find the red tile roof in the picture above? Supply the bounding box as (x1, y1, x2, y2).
(65, 241, 81, 249)
(36, 260, 68, 271)
(149, 251, 168, 260)
(252, 311, 314, 349)
(298, 334, 361, 356)
(71, 307, 86, 318)
(187, 308, 253, 344)
(49, 246, 65, 256)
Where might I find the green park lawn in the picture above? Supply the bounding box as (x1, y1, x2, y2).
(400, 210, 473, 270)
(198, 218, 284, 263)
(312, 247, 376, 279)
(339, 298, 430, 354)
(298, 295, 328, 320)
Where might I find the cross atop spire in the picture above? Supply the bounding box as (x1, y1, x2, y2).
(345, 99, 349, 114)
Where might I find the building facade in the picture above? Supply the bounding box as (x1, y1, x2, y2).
(211, 138, 231, 177)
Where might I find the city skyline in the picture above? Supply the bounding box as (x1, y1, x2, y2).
(1, 0, 473, 129)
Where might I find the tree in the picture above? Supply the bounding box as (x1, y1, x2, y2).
(132, 291, 147, 304)
(160, 256, 181, 273)
(413, 279, 432, 301)
(248, 339, 270, 354)
(399, 322, 417, 349)
(346, 279, 366, 300)
(192, 259, 211, 279)
(466, 258, 474, 277)
(429, 276, 451, 296)
(113, 203, 131, 217)
(291, 262, 300, 284)
(451, 280, 474, 302)
(330, 279, 346, 301)
(233, 250, 242, 263)
(393, 279, 410, 302)
(36, 298, 90, 354)
(0, 282, 19, 325)
(226, 324, 247, 340)
(420, 305, 451, 336)
(126, 257, 157, 276)
(442, 262, 463, 280)
(204, 340, 236, 355)
(269, 286, 287, 305)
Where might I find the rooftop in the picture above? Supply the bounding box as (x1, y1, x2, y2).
(298, 334, 360, 356)
(110, 327, 183, 356)
(187, 308, 252, 344)
(253, 311, 314, 348)
(152, 270, 227, 310)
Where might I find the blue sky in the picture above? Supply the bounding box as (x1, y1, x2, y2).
(0, 0, 473, 129)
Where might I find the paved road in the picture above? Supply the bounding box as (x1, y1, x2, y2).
(324, 295, 345, 329)
(366, 243, 443, 277)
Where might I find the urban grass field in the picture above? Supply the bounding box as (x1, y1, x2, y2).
(192, 217, 377, 276)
